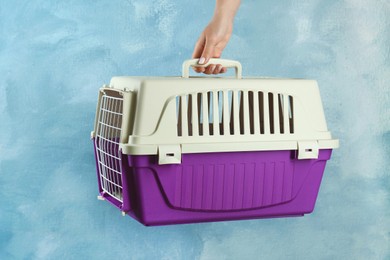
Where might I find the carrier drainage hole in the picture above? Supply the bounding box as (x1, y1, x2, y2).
(305, 149, 312, 152)
(166, 153, 175, 157)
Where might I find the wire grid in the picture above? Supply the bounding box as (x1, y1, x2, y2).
(95, 93, 124, 202)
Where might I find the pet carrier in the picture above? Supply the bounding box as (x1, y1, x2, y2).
(91, 59, 339, 226)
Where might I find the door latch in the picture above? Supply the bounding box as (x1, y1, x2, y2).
(297, 141, 319, 160)
(158, 145, 182, 165)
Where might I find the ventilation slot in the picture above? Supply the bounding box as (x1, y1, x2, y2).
(177, 96, 182, 136)
(187, 94, 193, 136)
(176, 91, 295, 137)
(218, 91, 224, 135)
(268, 93, 275, 134)
(278, 94, 295, 134)
(258, 92, 265, 134)
(228, 91, 234, 135)
(248, 91, 254, 134)
(288, 95, 294, 133)
(278, 94, 285, 133)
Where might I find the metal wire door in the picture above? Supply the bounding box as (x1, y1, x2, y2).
(95, 93, 124, 202)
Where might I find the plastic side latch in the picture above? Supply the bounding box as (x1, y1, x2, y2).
(298, 141, 319, 160)
(158, 145, 182, 165)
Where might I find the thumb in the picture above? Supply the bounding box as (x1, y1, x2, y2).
(199, 38, 215, 65)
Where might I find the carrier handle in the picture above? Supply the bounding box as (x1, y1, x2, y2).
(182, 58, 242, 79)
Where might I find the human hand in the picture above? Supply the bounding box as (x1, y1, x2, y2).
(192, 0, 240, 75)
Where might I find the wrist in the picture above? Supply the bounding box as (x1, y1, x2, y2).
(214, 0, 240, 21)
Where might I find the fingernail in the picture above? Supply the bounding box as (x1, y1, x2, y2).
(198, 57, 205, 64)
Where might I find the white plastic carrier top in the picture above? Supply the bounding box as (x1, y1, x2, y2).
(92, 59, 339, 164)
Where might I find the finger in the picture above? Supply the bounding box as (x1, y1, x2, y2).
(204, 64, 216, 75)
(212, 64, 223, 74)
(193, 66, 205, 73)
(220, 67, 227, 73)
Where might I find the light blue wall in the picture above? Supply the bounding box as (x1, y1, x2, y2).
(0, 1, 389, 259)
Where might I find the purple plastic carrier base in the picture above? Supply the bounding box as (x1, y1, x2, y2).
(94, 139, 332, 226)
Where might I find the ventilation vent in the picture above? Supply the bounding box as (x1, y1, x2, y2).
(176, 91, 294, 137)
(95, 93, 124, 202)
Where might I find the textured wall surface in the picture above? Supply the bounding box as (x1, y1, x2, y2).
(0, 0, 389, 259)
